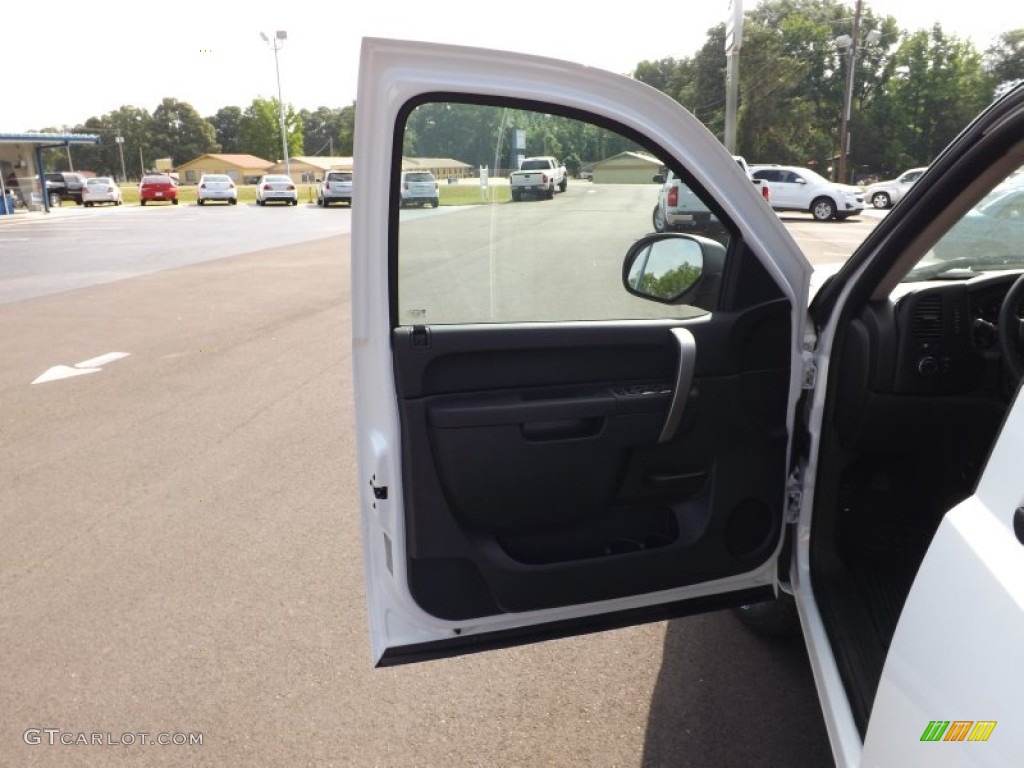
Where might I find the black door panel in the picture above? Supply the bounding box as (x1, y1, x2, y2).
(394, 299, 792, 621)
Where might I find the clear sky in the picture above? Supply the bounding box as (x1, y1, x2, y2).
(6, 0, 1017, 131)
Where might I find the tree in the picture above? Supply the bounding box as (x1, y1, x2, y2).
(986, 30, 1024, 98)
(150, 98, 218, 165)
(299, 105, 356, 156)
(238, 97, 304, 161)
(208, 106, 244, 154)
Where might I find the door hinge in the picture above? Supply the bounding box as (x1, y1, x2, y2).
(801, 354, 818, 390)
(785, 483, 803, 524)
(370, 476, 388, 501)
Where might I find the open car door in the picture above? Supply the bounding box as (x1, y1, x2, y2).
(352, 38, 812, 666)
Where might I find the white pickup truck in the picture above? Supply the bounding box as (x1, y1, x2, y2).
(653, 156, 770, 237)
(509, 156, 567, 200)
(354, 37, 1024, 768)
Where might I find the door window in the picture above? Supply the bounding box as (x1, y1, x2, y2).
(395, 101, 732, 326)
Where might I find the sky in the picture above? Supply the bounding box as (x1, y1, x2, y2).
(6, 0, 1019, 131)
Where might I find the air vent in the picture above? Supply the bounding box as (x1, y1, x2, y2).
(912, 295, 943, 341)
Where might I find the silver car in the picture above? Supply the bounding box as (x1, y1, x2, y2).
(255, 174, 298, 206)
(865, 167, 928, 209)
(197, 174, 238, 205)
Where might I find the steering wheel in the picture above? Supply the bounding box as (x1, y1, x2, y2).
(998, 272, 1024, 383)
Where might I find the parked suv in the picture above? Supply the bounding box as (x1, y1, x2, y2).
(750, 164, 864, 221)
(44, 172, 88, 206)
(318, 170, 353, 207)
(399, 170, 439, 208)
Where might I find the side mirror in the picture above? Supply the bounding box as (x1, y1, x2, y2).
(622, 233, 725, 310)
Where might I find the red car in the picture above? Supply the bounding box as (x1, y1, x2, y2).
(138, 175, 179, 206)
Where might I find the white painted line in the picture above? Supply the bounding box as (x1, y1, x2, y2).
(33, 365, 101, 384)
(75, 351, 131, 368)
(33, 352, 131, 384)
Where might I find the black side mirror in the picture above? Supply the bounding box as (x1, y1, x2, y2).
(622, 233, 725, 311)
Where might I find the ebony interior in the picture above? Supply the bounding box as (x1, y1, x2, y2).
(394, 246, 794, 621)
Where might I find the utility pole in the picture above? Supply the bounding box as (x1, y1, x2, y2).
(724, 0, 744, 153)
(838, 0, 863, 184)
(261, 31, 290, 178)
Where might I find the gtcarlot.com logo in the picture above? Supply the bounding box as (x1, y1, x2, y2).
(23, 729, 203, 747)
(921, 721, 997, 742)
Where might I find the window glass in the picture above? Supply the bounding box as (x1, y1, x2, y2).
(902, 162, 1024, 281)
(396, 101, 729, 325)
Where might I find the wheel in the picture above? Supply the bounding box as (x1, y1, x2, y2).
(292, 199, 298, 206)
(75, 199, 83, 206)
(48, 192, 61, 207)
(229, 198, 236, 205)
(998, 272, 1024, 383)
(811, 197, 836, 221)
(546, 185, 555, 200)
(430, 198, 439, 208)
(116, 199, 122, 206)
(198, 199, 205, 206)
(317, 197, 324, 207)
(140, 199, 146, 206)
(736, 593, 800, 637)
(256, 199, 263, 206)
(558, 177, 567, 192)
(511, 190, 521, 202)
(172, 198, 179, 205)
(652, 203, 667, 233)
(871, 191, 891, 209)
(84, 201, 92, 208)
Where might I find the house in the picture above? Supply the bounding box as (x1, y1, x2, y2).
(591, 151, 663, 184)
(401, 157, 474, 180)
(270, 156, 353, 184)
(176, 154, 274, 185)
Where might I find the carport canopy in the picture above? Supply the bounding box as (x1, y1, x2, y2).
(0, 132, 100, 212)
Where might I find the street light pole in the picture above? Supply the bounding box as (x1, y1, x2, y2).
(261, 30, 290, 178)
(115, 135, 127, 183)
(837, 0, 862, 185)
(836, 0, 880, 184)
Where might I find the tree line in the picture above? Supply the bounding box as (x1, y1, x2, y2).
(42, 98, 354, 181)
(42, 0, 1022, 183)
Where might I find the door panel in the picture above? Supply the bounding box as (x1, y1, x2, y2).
(395, 307, 792, 622)
(353, 38, 812, 665)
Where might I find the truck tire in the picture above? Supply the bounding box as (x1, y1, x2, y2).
(546, 185, 554, 200)
(511, 190, 521, 202)
(652, 204, 667, 233)
(558, 177, 567, 192)
(48, 192, 61, 207)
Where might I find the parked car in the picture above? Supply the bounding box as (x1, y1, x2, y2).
(750, 164, 864, 221)
(317, 170, 353, 207)
(44, 172, 88, 206)
(138, 175, 178, 206)
(353, 39, 1024, 767)
(196, 174, 237, 205)
(399, 170, 439, 208)
(81, 177, 122, 207)
(864, 167, 928, 209)
(255, 174, 298, 206)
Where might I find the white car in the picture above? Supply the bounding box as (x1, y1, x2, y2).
(196, 174, 238, 205)
(255, 174, 298, 206)
(865, 167, 928, 209)
(317, 169, 353, 207)
(81, 177, 122, 207)
(750, 164, 865, 221)
(353, 38, 1024, 767)
(398, 170, 439, 207)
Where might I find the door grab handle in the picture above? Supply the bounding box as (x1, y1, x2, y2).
(658, 327, 696, 444)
